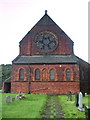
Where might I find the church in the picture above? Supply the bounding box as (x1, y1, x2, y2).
(4, 11, 90, 94)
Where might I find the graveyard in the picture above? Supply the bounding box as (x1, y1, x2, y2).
(1, 92, 89, 119)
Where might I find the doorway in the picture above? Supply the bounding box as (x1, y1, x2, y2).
(4, 82, 11, 93)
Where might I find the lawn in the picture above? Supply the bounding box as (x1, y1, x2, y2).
(1, 93, 89, 119)
(58, 94, 89, 118)
(0, 93, 2, 119)
(2, 93, 47, 118)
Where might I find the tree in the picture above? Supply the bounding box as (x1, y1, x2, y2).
(0, 64, 12, 89)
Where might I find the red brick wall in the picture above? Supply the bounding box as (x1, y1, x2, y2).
(11, 82, 29, 94)
(19, 25, 74, 56)
(30, 82, 80, 94)
(12, 64, 79, 81)
(78, 58, 90, 94)
(11, 64, 80, 94)
(11, 81, 80, 94)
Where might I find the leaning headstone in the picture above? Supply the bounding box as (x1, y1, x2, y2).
(67, 91, 72, 101)
(5, 96, 11, 104)
(78, 92, 84, 111)
(75, 92, 79, 107)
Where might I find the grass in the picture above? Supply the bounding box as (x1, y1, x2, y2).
(1, 93, 89, 119)
(2, 93, 47, 118)
(0, 90, 2, 93)
(0, 93, 2, 119)
(58, 94, 89, 118)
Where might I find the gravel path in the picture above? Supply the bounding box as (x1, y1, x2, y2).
(42, 95, 65, 119)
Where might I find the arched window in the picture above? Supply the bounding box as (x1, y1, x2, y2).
(50, 69, 55, 80)
(35, 69, 40, 80)
(66, 69, 70, 81)
(19, 69, 24, 80)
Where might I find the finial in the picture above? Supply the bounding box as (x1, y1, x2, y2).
(45, 10, 47, 14)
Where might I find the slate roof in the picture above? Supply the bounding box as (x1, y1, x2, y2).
(12, 55, 79, 65)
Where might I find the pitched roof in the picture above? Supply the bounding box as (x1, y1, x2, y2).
(19, 11, 60, 44)
(35, 12, 57, 26)
(12, 55, 79, 65)
(20, 11, 73, 44)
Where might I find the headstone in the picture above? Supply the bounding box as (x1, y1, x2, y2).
(11, 97, 15, 102)
(16, 95, 20, 100)
(5, 96, 11, 104)
(75, 92, 79, 107)
(67, 91, 72, 101)
(78, 92, 84, 111)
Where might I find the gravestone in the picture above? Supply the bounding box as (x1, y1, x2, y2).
(75, 92, 79, 107)
(16, 95, 20, 100)
(78, 92, 84, 111)
(5, 96, 11, 104)
(67, 91, 72, 101)
(11, 97, 15, 102)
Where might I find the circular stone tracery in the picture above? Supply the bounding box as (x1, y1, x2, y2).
(35, 31, 58, 53)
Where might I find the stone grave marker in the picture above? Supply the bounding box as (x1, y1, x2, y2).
(78, 92, 84, 111)
(67, 91, 72, 101)
(5, 96, 11, 104)
(11, 97, 15, 102)
(16, 95, 20, 100)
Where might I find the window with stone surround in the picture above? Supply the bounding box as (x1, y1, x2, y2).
(19, 68, 24, 80)
(50, 69, 55, 80)
(35, 69, 40, 80)
(66, 69, 70, 81)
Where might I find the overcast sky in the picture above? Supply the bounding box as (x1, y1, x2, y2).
(0, 0, 89, 64)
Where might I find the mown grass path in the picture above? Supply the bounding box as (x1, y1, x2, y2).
(42, 95, 65, 119)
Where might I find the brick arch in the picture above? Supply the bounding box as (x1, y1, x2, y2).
(49, 68, 55, 81)
(18, 68, 25, 81)
(34, 68, 41, 81)
(64, 67, 73, 81)
(35, 68, 40, 81)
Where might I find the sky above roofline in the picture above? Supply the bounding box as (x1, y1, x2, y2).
(0, 0, 89, 64)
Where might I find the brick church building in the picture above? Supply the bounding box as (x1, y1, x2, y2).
(4, 11, 90, 94)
